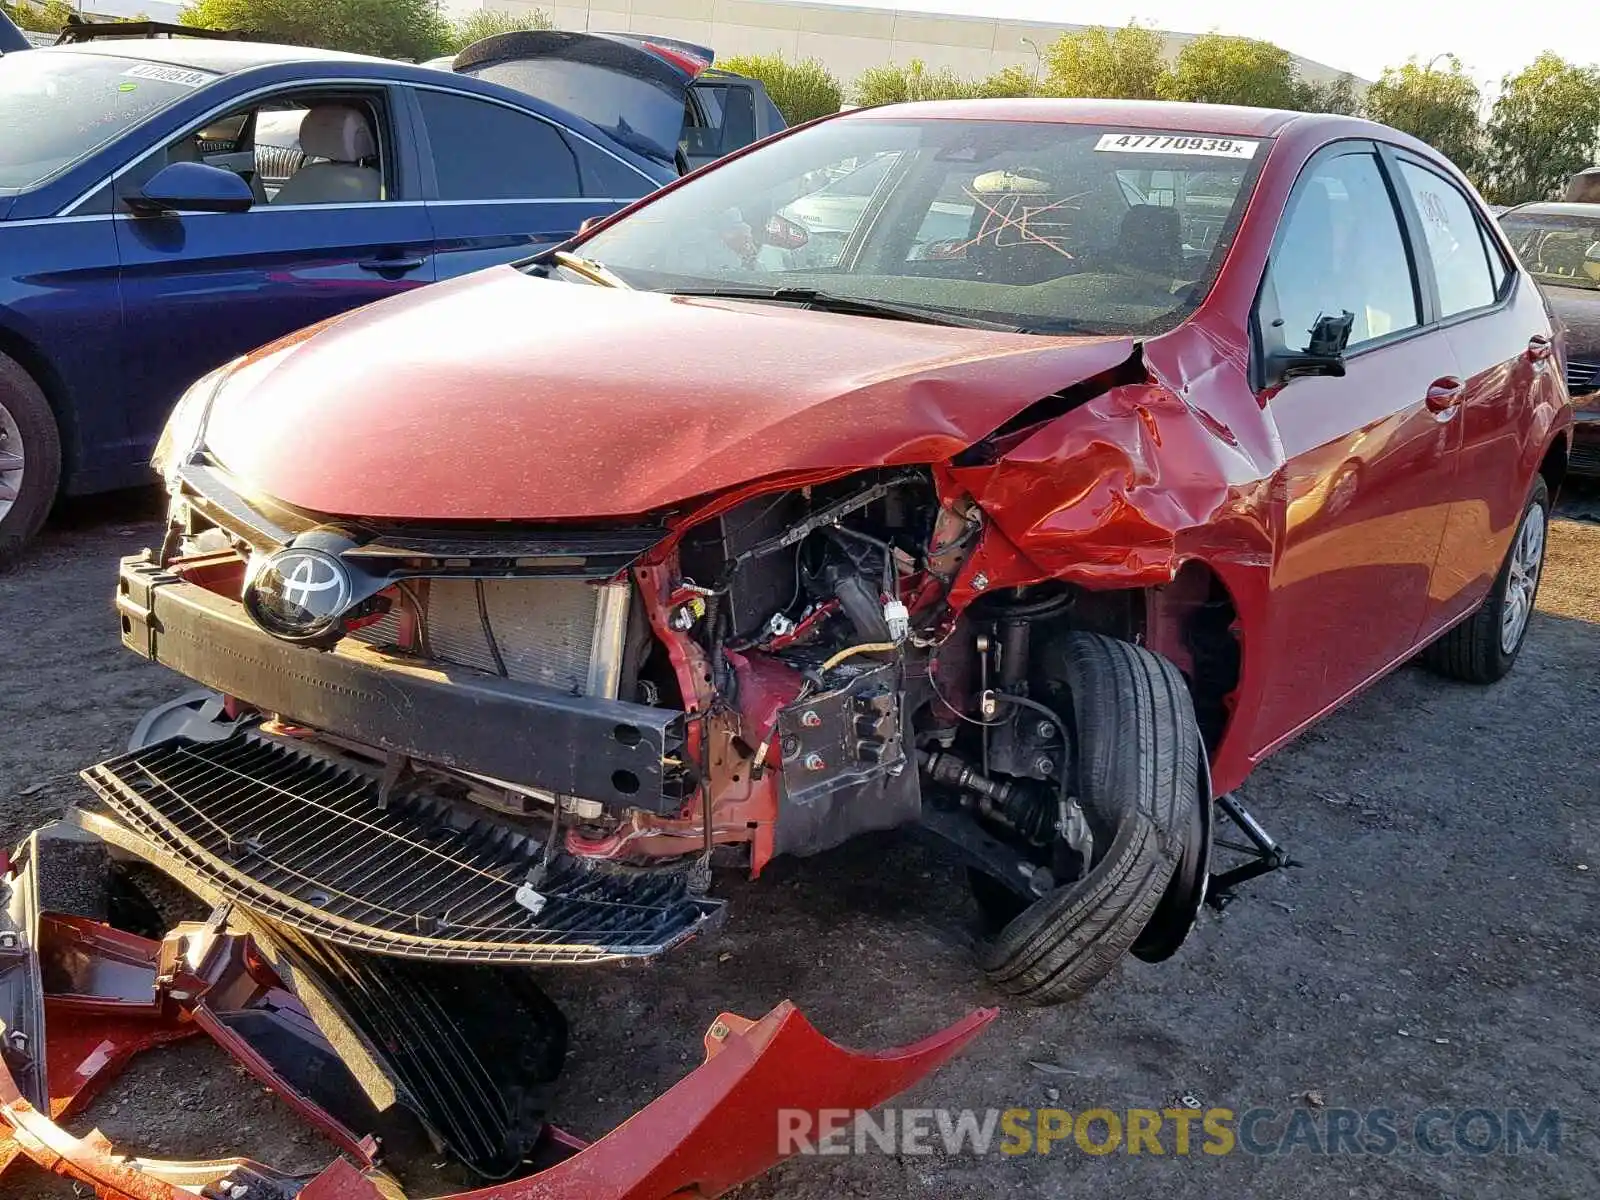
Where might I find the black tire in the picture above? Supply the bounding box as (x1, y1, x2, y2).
(1421, 476, 1549, 684)
(0, 351, 61, 564)
(976, 633, 1199, 1005)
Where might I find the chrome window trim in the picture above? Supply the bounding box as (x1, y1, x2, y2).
(109, 201, 428, 218)
(1, 213, 118, 228)
(424, 197, 636, 207)
(60, 75, 412, 217)
(61, 74, 657, 217)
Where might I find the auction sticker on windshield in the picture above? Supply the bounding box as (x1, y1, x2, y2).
(122, 63, 212, 88)
(1095, 133, 1258, 158)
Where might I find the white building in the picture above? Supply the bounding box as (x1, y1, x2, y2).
(447, 0, 1359, 87)
(81, 0, 183, 21)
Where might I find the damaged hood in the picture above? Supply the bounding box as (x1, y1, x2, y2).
(201, 267, 1136, 522)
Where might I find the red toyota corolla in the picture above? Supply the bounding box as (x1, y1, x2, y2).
(107, 99, 1571, 1017)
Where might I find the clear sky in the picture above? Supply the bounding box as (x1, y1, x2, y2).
(809, 0, 1596, 92)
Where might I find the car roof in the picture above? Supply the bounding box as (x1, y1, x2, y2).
(34, 38, 395, 73)
(3, 37, 673, 207)
(1500, 201, 1600, 219)
(841, 97, 1315, 138)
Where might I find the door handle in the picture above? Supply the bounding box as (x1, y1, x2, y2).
(358, 255, 426, 274)
(1524, 333, 1554, 362)
(1425, 376, 1464, 415)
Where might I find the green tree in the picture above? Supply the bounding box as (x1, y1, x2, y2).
(1162, 33, 1301, 109)
(180, 0, 450, 60)
(1362, 56, 1482, 172)
(718, 53, 842, 124)
(1040, 23, 1169, 100)
(976, 63, 1036, 98)
(2, 0, 75, 35)
(851, 58, 982, 105)
(439, 7, 553, 57)
(1295, 72, 1364, 116)
(1483, 52, 1600, 204)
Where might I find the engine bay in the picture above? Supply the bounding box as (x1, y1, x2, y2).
(144, 464, 1116, 914)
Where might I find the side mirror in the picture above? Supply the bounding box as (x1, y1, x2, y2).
(126, 161, 254, 218)
(1268, 310, 1353, 384)
(577, 216, 602, 236)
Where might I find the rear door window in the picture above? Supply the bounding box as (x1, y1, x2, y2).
(1397, 161, 1497, 317)
(571, 138, 653, 198)
(416, 89, 579, 200)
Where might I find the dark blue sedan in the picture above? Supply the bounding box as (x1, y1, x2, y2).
(0, 36, 677, 555)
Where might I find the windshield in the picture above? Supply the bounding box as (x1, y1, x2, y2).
(0, 51, 217, 190)
(573, 118, 1266, 334)
(1500, 212, 1600, 292)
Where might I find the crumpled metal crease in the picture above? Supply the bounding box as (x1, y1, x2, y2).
(942, 380, 1272, 604)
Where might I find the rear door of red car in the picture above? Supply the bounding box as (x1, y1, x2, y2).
(1386, 152, 1559, 636)
(1247, 141, 1463, 756)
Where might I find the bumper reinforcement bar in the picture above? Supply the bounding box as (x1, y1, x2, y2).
(116, 553, 686, 816)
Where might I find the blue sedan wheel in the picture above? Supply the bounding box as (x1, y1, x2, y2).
(0, 352, 60, 562)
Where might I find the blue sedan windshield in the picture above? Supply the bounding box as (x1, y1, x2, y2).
(0, 51, 217, 189)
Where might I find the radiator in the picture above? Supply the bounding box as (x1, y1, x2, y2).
(354, 577, 630, 697)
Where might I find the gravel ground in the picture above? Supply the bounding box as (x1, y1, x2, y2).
(1, 486, 1597, 1200)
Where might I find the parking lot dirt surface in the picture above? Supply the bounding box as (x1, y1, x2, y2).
(2, 489, 1597, 1200)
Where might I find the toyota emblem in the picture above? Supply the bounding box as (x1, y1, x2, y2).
(244, 547, 353, 643)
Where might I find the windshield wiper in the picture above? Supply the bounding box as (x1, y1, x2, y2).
(549, 251, 631, 289)
(1016, 317, 1101, 335)
(657, 286, 1023, 332)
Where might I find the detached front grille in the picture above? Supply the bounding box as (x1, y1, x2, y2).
(1567, 357, 1600, 397)
(353, 578, 629, 697)
(81, 733, 720, 965)
(263, 921, 567, 1178)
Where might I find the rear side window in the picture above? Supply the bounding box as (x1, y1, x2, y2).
(1265, 151, 1420, 351)
(1397, 161, 1497, 317)
(416, 90, 579, 200)
(1479, 217, 1511, 297)
(571, 138, 652, 198)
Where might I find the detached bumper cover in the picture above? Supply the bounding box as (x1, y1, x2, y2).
(0, 821, 995, 1199)
(116, 553, 685, 815)
(2, 996, 991, 1200)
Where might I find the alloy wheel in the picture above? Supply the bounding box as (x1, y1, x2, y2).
(1499, 500, 1546, 655)
(0, 398, 24, 524)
